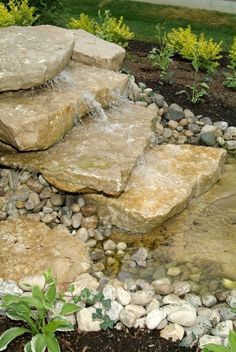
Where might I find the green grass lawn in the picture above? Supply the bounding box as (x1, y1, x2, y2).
(54, 0, 236, 50)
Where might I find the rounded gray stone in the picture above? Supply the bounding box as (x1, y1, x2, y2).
(200, 132, 216, 147)
(0, 25, 74, 92)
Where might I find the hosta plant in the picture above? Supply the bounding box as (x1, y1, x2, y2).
(203, 330, 236, 352)
(68, 10, 134, 48)
(0, 269, 80, 352)
(148, 24, 174, 82)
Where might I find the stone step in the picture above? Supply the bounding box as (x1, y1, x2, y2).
(0, 217, 90, 284)
(0, 102, 156, 196)
(0, 61, 128, 151)
(72, 29, 126, 71)
(86, 145, 227, 233)
(0, 25, 75, 92)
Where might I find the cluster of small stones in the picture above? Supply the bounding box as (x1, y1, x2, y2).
(1, 166, 236, 348)
(0, 168, 102, 233)
(1, 268, 236, 349)
(0, 168, 229, 295)
(1, 78, 236, 349)
(128, 79, 236, 152)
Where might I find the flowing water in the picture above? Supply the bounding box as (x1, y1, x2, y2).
(110, 156, 236, 293)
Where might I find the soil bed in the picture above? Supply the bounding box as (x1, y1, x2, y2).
(0, 317, 197, 352)
(124, 40, 236, 126)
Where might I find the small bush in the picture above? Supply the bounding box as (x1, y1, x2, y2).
(224, 37, 236, 89)
(0, 0, 37, 27)
(167, 25, 222, 74)
(167, 25, 197, 60)
(0, 3, 14, 27)
(69, 13, 97, 34)
(68, 10, 134, 48)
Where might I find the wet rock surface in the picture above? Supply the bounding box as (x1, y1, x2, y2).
(0, 61, 128, 151)
(0, 102, 155, 195)
(88, 145, 226, 233)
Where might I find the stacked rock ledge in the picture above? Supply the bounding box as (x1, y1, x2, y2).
(0, 25, 128, 151)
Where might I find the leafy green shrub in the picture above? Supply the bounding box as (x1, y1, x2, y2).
(0, 3, 14, 26)
(167, 25, 222, 74)
(68, 10, 134, 48)
(224, 37, 236, 89)
(148, 24, 174, 81)
(0, 269, 79, 352)
(0, 0, 37, 27)
(203, 330, 236, 352)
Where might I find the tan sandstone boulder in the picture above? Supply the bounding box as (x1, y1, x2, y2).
(72, 29, 126, 70)
(87, 145, 227, 233)
(0, 217, 91, 284)
(0, 102, 156, 195)
(0, 25, 74, 92)
(0, 61, 128, 151)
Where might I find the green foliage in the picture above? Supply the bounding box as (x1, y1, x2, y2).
(224, 71, 236, 90)
(167, 25, 222, 74)
(0, 0, 37, 27)
(28, 0, 62, 24)
(177, 51, 209, 104)
(203, 330, 236, 352)
(68, 10, 134, 48)
(69, 286, 114, 330)
(148, 24, 174, 81)
(224, 37, 236, 90)
(0, 269, 80, 352)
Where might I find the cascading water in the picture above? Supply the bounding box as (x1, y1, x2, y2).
(82, 93, 108, 123)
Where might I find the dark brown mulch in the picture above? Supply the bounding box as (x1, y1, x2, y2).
(0, 317, 198, 352)
(124, 40, 236, 126)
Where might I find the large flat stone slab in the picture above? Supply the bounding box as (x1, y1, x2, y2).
(72, 29, 126, 70)
(86, 145, 227, 233)
(0, 25, 75, 92)
(0, 103, 156, 195)
(0, 217, 91, 284)
(0, 61, 128, 151)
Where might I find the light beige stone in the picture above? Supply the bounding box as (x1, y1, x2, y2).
(87, 145, 226, 233)
(160, 323, 185, 341)
(0, 61, 128, 151)
(72, 29, 125, 70)
(0, 25, 74, 92)
(72, 273, 99, 295)
(0, 217, 90, 284)
(0, 103, 155, 195)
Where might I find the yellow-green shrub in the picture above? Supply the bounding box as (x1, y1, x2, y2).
(167, 25, 197, 60)
(167, 25, 222, 74)
(0, 3, 14, 27)
(68, 10, 134, 48)
(0, 0, 37, 27)
(69, 13, 97, 34)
